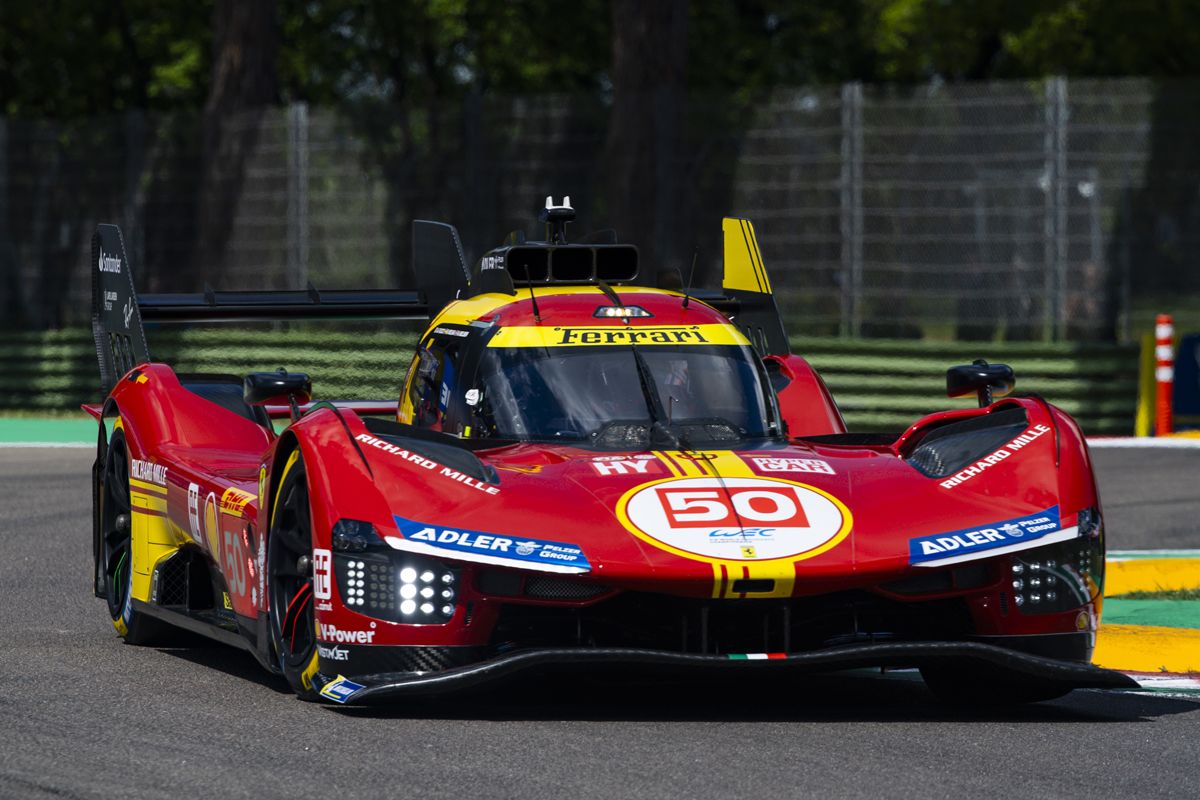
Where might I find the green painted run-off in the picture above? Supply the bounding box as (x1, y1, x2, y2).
(0, 418, 96, 444)
(1103, 599, 1200, 630)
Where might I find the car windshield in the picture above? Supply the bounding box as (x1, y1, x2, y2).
(473, 342, 776, 446)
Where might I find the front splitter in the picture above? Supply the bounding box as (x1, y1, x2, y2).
(317, 640, 1137, 705)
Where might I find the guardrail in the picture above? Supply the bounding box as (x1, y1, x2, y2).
(1, 329, 1138, 434)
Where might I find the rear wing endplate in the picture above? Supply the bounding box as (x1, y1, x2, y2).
(687, 218, 791, 356)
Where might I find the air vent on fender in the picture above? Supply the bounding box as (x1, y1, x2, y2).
(905, 407, 1028, 479)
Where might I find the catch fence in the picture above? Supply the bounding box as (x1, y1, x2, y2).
(1, 77, 1197, 342)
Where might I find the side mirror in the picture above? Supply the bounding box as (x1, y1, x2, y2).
(245, 369, 312, 420)
(946, 359, 1015, 408)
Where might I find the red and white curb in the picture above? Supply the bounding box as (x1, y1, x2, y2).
(1120, 672, 1200, 696)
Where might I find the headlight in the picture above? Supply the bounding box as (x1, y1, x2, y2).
(1008, 508, 1104, 615)
(331, 519, 459, 624)
(906, 407, 1028, 479)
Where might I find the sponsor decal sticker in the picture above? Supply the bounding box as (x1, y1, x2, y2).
(98, 251, 122, 274)
(908, 506, 1062, 565)
(319, 675, 365, 704)
(131, 459, 168, 486)
(318, 644, 350, 662)
(433, 326, 470, 338)
(187, 483, 201, 539)
(204, 492, 220, 554)
(318, 622, 376, 644)
(354, 433, 499, 495)
(387, 514, 590, 573)
(313, 548, 332, 600)
(750, 457, 834, 475)
(938, 424, 1052, 489)
(220, 487, 255, 516)
(617, 476, 852, 563)
(590, 456, 662, 477)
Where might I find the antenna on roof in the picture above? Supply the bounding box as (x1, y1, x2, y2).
(539, 195, 576, 244)
(682, 249, 698, 309)
(523, 264, 542, 323)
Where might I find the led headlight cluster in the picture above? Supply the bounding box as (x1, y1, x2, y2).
(397, 565, 457, 620)
(1010, 558, 1067, 607)
(330, 520, 459, 624)
(1010, 512, 1103, 615)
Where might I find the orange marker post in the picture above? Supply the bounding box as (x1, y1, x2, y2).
(1155, 313, 1175, 436)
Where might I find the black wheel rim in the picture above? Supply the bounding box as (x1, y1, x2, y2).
(269, 467, 315, 668)
(101, 433, 132, 619)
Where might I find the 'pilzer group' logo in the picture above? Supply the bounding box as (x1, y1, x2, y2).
(98, 251, 122, 274)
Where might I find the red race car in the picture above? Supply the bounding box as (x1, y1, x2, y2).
(86, 198, 1133, 704)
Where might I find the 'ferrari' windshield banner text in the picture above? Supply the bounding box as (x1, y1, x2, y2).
(488, 324, 749, 348)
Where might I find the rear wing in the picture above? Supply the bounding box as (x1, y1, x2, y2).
(678, 218, 790, 357)
(90, 221, 468, 393)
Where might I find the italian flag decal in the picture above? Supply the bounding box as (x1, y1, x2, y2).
(727, 653, 788, 660)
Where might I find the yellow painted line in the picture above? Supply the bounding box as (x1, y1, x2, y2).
(1107, 559, 1200, 594)
(1094, 624, 1200, 673)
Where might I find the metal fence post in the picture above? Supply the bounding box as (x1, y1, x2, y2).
(840, 82, 863, 337)
(1054, 78, 1069, 339)
(287, 102, 310, 290)
(1042, 76, 1069, 340)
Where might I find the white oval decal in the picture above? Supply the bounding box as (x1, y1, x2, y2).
(620, 477, 849, 561)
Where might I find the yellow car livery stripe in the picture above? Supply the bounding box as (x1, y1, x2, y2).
(488, 324, 748, 348)
(129, 477, 166, 495)
(711, 561, 798, 599)
(130, 490, 167, 514)
(722, 217, 772, 295)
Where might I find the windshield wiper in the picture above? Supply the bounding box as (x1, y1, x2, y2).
(627, 344, 688, 449)
(599, 280, 687, 449)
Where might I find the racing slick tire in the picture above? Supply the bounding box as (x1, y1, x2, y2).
(919, 663, 1073, 706)
(267, 451, 321, 701)
(99, 427, 165, 644)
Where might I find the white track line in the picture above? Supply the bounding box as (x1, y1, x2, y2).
(1109, 549, 1200, 560)
(0, 442, 92, 449)
(1087, 437, 1200, 448)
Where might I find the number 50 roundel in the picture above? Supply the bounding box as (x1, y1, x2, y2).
(616, 476, 852, 562)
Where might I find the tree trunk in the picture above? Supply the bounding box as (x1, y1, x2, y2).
(603, 0, 688, 270)
(194, 0, 279, 288)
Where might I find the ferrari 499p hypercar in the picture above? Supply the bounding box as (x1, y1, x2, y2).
(86, 198, 1134, 704)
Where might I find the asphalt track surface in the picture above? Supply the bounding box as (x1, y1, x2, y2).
(1, 447, 1197, 800)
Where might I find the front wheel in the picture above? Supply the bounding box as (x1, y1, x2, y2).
(267, 452, 320, 700)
